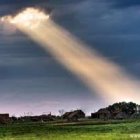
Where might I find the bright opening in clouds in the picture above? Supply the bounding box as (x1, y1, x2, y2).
(1, 8, 49, 29)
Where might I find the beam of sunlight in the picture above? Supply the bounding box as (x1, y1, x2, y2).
(1, 7, 140, 104)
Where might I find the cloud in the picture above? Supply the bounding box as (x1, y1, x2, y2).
(106, 0, 140, 8)
(0, 0, 52, 16)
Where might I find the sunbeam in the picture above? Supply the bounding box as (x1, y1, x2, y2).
(1, 7, 139, 104)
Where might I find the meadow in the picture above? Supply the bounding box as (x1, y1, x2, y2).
(0, 119, 139, 140)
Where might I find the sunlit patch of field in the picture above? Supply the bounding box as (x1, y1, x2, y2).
(0, 120, 139, 140)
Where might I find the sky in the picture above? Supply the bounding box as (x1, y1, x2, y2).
(0, 0, 140, 116)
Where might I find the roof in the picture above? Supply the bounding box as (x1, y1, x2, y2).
(63, 110, 85, 119)
(98, 109, 110, 114)
(0, 114, 9, 117)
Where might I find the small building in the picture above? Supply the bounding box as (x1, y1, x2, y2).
(97, 109, 111, 120)
(40, 114, 56, 122)
(91, 108, 111, 120)
(91, 112, 99, 119)
(0, 114, 10, 124)
(63, 110, 85, 121)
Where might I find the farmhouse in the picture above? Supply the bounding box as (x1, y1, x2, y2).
(0, 114, 10, 124)
(91, 108, 111, 120)
(63, 110, 85, 121)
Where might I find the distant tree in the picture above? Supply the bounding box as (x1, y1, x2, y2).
(107, 102, 137, 115)
(11, 115, 18, 122)
(125, 102, 137, 115)
(59, 109, 65, 117)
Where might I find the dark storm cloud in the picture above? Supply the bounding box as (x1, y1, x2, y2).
(106, 0, 140, 8)
(0, 0, 52, 16)
(0, 0, 45, 4)
(0, 0, 86, 15)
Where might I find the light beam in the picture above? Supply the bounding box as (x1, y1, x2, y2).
(1, 7, 140, 104)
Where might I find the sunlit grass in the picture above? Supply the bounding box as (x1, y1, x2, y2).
(0, 120, 139, 140)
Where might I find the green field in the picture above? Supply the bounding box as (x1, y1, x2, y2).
(0, 120, 140, 140)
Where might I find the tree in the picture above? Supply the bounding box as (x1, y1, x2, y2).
(58, 109, 65, 117)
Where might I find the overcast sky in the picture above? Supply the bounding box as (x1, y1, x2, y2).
(0, 0, 140, 116)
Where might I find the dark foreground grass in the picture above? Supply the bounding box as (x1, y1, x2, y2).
(0, 120, 139, 140)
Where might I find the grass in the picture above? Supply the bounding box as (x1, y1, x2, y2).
(0, 119, 139, 140)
